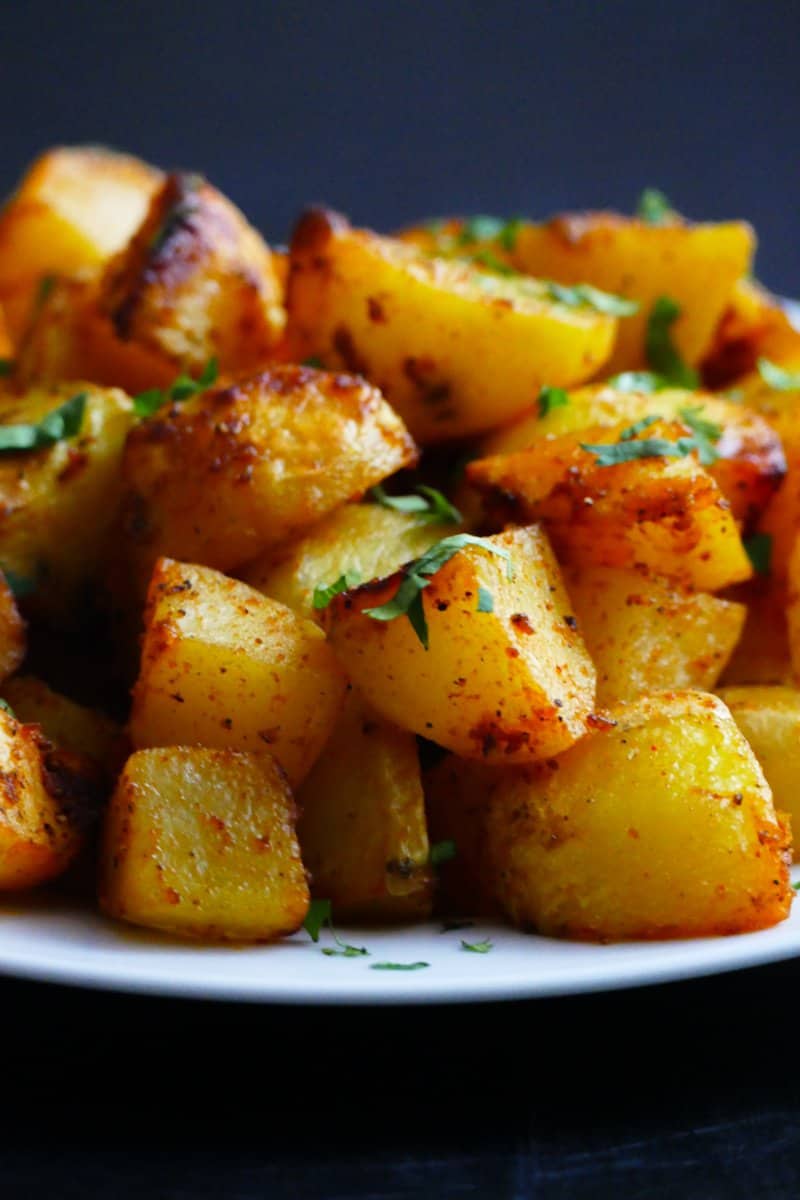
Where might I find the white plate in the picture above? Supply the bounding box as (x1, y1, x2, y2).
(0, 870, 798, 1004)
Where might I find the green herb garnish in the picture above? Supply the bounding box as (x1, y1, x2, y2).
(461, 938, 493, 954)
(757, 358, 800, 392)
(645, 296, 699, 388)
(637, 188, 673, 225)
(743, 532, 772, 576)
(538, 386, 569, 417)
(477, 586, 494, 614)
(619, 414, 661, 440)
(0, 698, 15, 719)
(677, 405, 722, 465)
(547, 281, 639, 318)
(0, 391, 86, 454)
(303, 898, 368, 957)
(370, 961, 430, 971)
(430, 839, 457, 867)
(0, 360, 13, 378)
(363, 534, 514, 650)
(458, 215, 522, 251)
(303, 356, 325, 369)
(133, 357, 218, 418)
(606, 370, 668, 393)
(369, 484, 461, 525)
(471, 250, 518, 276)
(312, 570, 361, 611)
(580, 433, 713, 468)
(2, 568, 35, 598)
(322, 944, 370, 958)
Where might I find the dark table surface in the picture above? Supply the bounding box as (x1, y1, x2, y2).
(1, 958, 799, 1199)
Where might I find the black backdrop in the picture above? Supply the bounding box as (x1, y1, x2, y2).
(2, 0, 799, 292)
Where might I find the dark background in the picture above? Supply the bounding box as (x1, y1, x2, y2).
(2, 0, 799, 291)
(3, 2, 800, 1196)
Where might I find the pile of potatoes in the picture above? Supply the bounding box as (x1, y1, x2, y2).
(0, 147, 797, 944)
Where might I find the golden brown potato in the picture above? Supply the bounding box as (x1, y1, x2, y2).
(0, 383, 135, 622)
(99, 746, 309, 941)
(130, 558, 348, 787)
(563, 565, 745, 704)
(405, 212, 754, 374)
(482, 384, 785, 529)
(0, 574, 26, 683)
(285, 208, 616, 443)
(717, 685, 800, 858)
(467, 421, 752, 593)
(485, 691, 791, 940)
(297, 690, 433, 921)
(423, 755, 503, 917)
(322, 526, 596, 763)
(101, 172, 285, 375)
(0, 306, 11, 359)
(242, 501, 456, 621)
(0, 146, 162, 341)
(701, 278, 800, 388)
(719, 579, 792, 686)
(116, 364, 416, 588)
(2, 676, 127, 776)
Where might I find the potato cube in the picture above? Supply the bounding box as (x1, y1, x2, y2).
(485, 691, 791, 940)
(130, 559, 347, 786)
(2, 675, 126, 776)
(99, 747, 309, 941)
(322, 526, 596, 763)
(297, 690, 433, 920)
(285, 208, 616, 443)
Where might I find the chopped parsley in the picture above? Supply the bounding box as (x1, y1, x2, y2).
(370, 961, 430, 971)
(133, 357, 218, 419)
(546, 282, 639, 318)
(619, 415, 661, 440)
(477, 586, 494, 613)
(678, 405, 722, 464)
(743, 532, 772, 576)
(363, 534, 513, 650)
(637, 188, 673, 225)
(645, 297, 699, 388)
(303, 898, 368, 957)
(461, 938, 493, 954)
(322, 944, 369, 958)
(458, 215, 522, 251)
(0, 698, 15, 719)
(312, 570, 361, 611)
(471, 250, 518, 276)
(369, 484, 461, 525)
(538, 386, 569, 417)
(607, 370, 668, 393)
(0, 391, 86, 454)
(757, 358, 800, 391)
(2, 568, 35, 598)
(429, 839, 457, 867)
(580, 431, 716, 468)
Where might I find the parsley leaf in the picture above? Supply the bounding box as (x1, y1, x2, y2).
(2, 568, 35, 598)
(430, 839, 457, 866)
(637, 188, 673, 225)
(133, 357, 218, 418)
(369, 484, 461, 525)
(312, 570, 361, 611)
(645, 297, 699, 388)
(677, 405, 722, 465)
(363, 535, 514, 649)
(303, 899, 332, 943)
(0, 360, 13, 378)
(370, 961, 430, 971)
(461, 938, 493, 954)
(471, 250, 517, 276)
(757, 358, 800, 391)
(0, 698, 15, 718)
(0, 391, 87, 454)
(547, 281, 639, 317)
(619, 415, 661, 440)
(607, 370, 668, 393)
(322, 945, 369, 958)
(743, 532, 772, 576)
(477, 586, 494, 614)
(580, 434, 712, 468)
(538, 386, 569, 417)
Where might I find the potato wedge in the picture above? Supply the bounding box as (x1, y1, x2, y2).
(0, 573, 26, 683)
(285, 208, 616, 443)
(322, 526, 596, 763)
(130, 558, 348, 786)
(297, 690, 433, 920)
(563, 565, 745, 704)
(468, 421, 752, 593)
(242, 501, 456, 621)
(117, 364, 416, 586)
(485, 691, 791, 940)
(2, 676, 126, 776)
(101, 172, 285, 375)
(0, 146, 162, 341)
(99, 746, 309, 941)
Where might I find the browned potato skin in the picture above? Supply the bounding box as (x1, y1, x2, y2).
(2, 675, 127, 777)
(117, 364, 416, 590)
(719, 578, 792, 686)
(563, 565, 746, 705)
(297, 690, 433, 921)
(130, 558, 348, 787)
(99, 747, 309, 941)
(100, 172, 285, 375)
(701, 278, 800, 389)
(0, 574, 26, 683)
(323, 526, 597, 764)
(485, 691, 792, 941)
(423, 755, 504, 917)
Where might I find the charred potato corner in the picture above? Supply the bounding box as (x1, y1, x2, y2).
(0, 150, 795, 949)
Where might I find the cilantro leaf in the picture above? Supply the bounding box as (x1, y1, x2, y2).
(607, 370, 668, 393)
(538, 386, 569, 417)
(303, 899, 332, 943)
(677, 405, 722, 465)
(312, 570, 361, 611)
(477, 586, 494, 613)
(757, 358, 800, 392)
(369, 484, 461, 525)
(743, 532, 772, 576)
(547, 282, 639, 318)
(430, 839, 457, 866)
(619, 415, 661, 440)
(645, 297, 699, 388)
(580, 433, 713, 468)
(370, 961, 430, 971)
(133, 357, 218, 418)
(637, 188, 673, 225)
(321, 945, 369, 958)
(0, 359, 13, 378)
(0, 391, 87, 454)
(2, 568, 35, 598)
(0, 698, 15, 719)
(461, 938, 493, 954)
(363, 535, 514, 649)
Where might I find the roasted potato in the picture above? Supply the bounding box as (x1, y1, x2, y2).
(701, 278, 800, 388)
(99, 746, 309, 941)
(485, 691, 791, 940)
(116, 364, 416, 588)
(130, 558, 347, 786)
(423, 755, 503, 917)
(0, 573, 26, 682)
(2, 675, 126, 776)
(0, 146, 162, 342)
(563, 565, 745, 704)
(285, 208, 616, 443)
(323, 525, 596, 763)
(719, 578, 792, 686)
(101, 171, 285, 375)
(297, 689, 433, 921)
